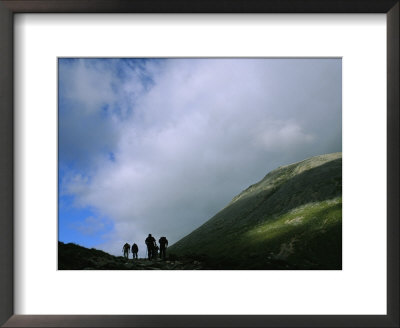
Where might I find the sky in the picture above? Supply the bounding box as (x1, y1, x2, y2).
(58, 58, 342, 257)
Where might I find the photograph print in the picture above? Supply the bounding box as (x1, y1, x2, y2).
(58, 58, 342, 270)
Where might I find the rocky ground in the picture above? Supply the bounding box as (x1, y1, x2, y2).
(58, 241, 299, 270)
(97, 257, 205, 270)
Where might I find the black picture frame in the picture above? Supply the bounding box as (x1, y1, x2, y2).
(0, 1, 398, 327)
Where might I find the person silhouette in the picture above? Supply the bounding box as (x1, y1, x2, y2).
(122, 242, 130, 259)
(159, 236, 168, 259)
(145, 234, 156, 260)
(131, 243, 139, 259)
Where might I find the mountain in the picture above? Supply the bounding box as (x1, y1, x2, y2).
(168, 153, 342, 270)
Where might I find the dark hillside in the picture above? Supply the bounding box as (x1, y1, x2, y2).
(58, 241, 206, 270)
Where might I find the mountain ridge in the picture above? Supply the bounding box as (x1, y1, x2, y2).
(168, 152, 342, 269)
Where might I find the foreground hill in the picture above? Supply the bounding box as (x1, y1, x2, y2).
(58, 241, 204, 270)
(168, 153, 342, 269)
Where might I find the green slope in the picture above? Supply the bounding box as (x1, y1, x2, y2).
(168, 153, 342, 269)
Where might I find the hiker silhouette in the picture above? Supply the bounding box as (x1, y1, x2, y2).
(131, 243, 139, 259)
(159, 236, 168, 259)
(122, 242, 130, 259)
(145, 234, 156, 260)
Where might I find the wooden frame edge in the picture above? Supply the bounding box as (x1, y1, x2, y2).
(0, 0, 14, 327)
(0, 1, 398, 327)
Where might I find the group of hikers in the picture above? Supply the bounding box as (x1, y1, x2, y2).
(122, 234, 168, 260)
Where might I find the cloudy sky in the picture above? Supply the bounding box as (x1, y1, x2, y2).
(58, 58, 341, 257)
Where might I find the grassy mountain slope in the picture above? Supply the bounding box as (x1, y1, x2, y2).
(168, 153, 342, 269)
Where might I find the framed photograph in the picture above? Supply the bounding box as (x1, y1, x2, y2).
(57, 57, 343, 272)
(0, 1, 398, 327)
